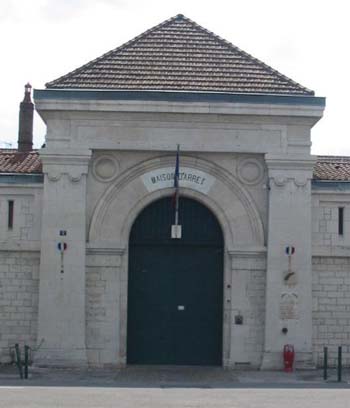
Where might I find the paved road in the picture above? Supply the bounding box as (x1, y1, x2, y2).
(1, 366, 350, 408)
(1, 386, 350, 408)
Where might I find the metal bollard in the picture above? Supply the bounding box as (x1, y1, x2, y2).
(337, 346, 342, 382)
(14, 343, 23, 379)
(323, 346, 328, 381)
(24, 345, 29, 379)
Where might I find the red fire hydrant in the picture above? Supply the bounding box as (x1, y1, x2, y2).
(283, 344, 295, 372)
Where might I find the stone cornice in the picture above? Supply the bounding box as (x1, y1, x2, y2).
(86, 245, 126, 256)
(34, 90, 325, 106)
(86, 245, 125, 267)
(227, 246, 267, 257)
(266, 155, 315, 188)
(40, 149, 91, 166)
(228, 247, 267, 270)
(265, 154, 316, 171)
(40, 149, 92, 182)
(34, 90, 325, 122)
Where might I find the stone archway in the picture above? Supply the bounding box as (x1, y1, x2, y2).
(87, 155, 265, 366)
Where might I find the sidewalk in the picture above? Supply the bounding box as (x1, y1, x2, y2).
(1, 364, 349, 388)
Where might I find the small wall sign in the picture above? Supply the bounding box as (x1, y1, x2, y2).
(57, 242, 67, 251)
(285, 246, 295, 256)
(141, 167, 215, 194)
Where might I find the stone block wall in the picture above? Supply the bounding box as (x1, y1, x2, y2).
(312, 195, 350, 247)
(85, 252, 122, 366)
(229, 254, 266, 368)
(0, 251, 40, 363)
(244, 269, 266, 362)
(0, 190, 42, 243)
(312, 256, 350, 367)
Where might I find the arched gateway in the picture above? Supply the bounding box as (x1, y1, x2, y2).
(127, 196, 224, 365)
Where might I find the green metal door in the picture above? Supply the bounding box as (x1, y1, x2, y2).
(127, 197, 223, 365)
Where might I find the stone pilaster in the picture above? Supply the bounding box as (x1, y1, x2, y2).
(35, 149, 91, 366)
(261, 154, 315, 370)
(226, 248, 266, 368)
(85, 246, 125, 366)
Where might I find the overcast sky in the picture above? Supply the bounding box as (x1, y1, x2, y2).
(1, 0, 349, 155)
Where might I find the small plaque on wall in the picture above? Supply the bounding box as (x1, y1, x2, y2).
(280, 293, 298, 320)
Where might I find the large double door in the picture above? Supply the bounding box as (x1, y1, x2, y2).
(127, 197, 223, 365)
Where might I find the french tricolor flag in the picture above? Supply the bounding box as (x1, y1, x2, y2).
(174, 144, 180, 191)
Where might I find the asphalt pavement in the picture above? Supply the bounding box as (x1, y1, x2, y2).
(1, 365, 350, 408)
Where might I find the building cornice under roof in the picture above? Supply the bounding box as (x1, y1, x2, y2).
(34, 89, 325, 107)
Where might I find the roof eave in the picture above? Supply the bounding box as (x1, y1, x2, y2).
(0, 173, 44, 184)
(35, 88, 324, 106)
(312, 179, 350, 191)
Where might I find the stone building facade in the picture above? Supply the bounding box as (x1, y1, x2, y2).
(0, 15, 348, 369)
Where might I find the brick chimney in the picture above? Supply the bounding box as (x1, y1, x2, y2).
(17, 83, 34, 151)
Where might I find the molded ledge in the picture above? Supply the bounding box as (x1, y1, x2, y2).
(312, 245, 350, 257)
(0, 240, 41, 252)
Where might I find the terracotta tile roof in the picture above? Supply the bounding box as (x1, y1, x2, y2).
(46, 14, 313, 96)
(313, 156, 350, 181)
(1, 150, 349, 182)
(0, 150, 42, 174)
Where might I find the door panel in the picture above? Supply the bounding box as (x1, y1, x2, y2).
(127, 197, 223, 365)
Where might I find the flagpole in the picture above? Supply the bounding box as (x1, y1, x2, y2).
(171, 144, 181, 239)
(174, 144, 180, 227)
